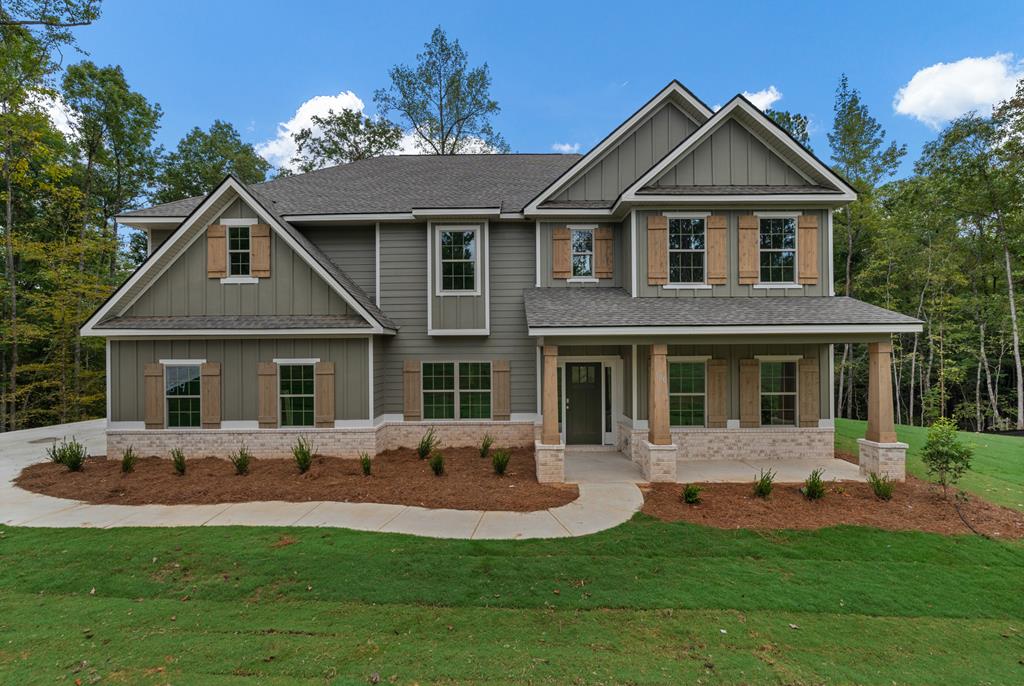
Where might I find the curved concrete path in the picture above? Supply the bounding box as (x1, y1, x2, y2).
(0, 420, 643, 539)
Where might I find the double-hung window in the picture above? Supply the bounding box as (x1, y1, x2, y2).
(438, 228, 478, 293)
(570, 227, 594, 278)
(668, 216, 706, 284)
(422, 362, 491, 419)
(279, 363, 315, 427)
(165, 365, 201, 428)
(228, 226, 251, 276)
(669, 361, 706, 427)
(760, 361, 797, 425)
(758, 216, 797, 284)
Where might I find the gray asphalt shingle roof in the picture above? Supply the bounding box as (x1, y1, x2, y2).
(95, 314, 370, 330)
(523, 288, 922, 329)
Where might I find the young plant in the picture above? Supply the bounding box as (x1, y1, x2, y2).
(292, 437, 314, 474)
(480, 433, 494, 459)
(229, 445, 252, 475)
(681, 483, 702, 505)
(868, 472, 895, 501)
(491, 448, 511, 476)
(359, 451, 372, 476)
(753, 468, 775, 498)
(429, 452, 445, 476)
(417, 428, 439, 460)
(921, 418, 973, 497)
(47, 438, 87, 472)
(120, 446, 138, 474)
(171, 448, 187, 476)
(800, 468, 826, 500)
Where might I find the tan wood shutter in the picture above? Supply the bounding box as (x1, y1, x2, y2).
(797, 215, 819, 285)
(491, 359, 511, 420)
(552, 227, 571, 279)
(403, 360, 421, 421)
(706, 359, 728, 428)
(739, 359, 760, 427)
(144, 363, 164, 429)
(706, 215, 728, 285)
(798, 358, 820, 427)
(250, 223, 272, 278)
(257, 362, 278, 428)
(314, 361, 335, 428)
(647, 214, 668, 285)
(738, 214, 759, 284)
(207, 224, 227, 278)
(200, 362, 221, 429)
(595, 227, 614, 279)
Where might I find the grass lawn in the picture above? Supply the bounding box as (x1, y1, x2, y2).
(2, 520, 1023, 684)
(836, 419, 1024, 512)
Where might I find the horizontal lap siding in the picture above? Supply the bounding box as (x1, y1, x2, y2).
(301, 225, 376, 302)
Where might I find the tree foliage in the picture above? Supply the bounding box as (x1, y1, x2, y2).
(766, 109, 811, 149)
(153, 120, 269, 203)
(290, 108, 402, 172)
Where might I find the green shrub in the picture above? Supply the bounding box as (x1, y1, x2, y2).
(120, 446, 138, 474)
(800, 468, 826, 500)
(681, 483, 702, 505)
(359, 451, 372, 476)
(47, 438, 87, 472)
(753, 468, 775, 498)
(492, 449, 511, 475)
(171, 448, 186, 476)
(292, 437, 314, 474)
(229, 445, 252, 475)
(429, 452, 445, 476)
(480, 433, 494, 459)
(417, 428, 439, 459)
(921, 418, 973, 497)
(868, 472, 895, 500)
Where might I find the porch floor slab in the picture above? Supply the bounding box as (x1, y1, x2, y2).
(564, 450, 645, 483)
(678, 458, 864, 484)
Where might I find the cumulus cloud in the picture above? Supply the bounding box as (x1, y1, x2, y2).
(742, 85, 782, 111)
(894, 53, 1024, 127)
(32, 93, 78, 137)
(551, 142, 580, 154)
(255, 90, 365, 170)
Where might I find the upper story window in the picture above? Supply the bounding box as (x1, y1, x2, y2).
(165, 364, 201, 428)
(668, 217, 706, 284)
(571, 228, 594, 278)
(760, 360, 797, 425)
(228, 226, 251, 276)
(759, 216, 797, 284)
(279, 363, 315, 427)
(438, 227, 478, 294)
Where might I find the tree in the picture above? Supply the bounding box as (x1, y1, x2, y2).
(0, 1, 100, 53)
(153, 120, 270, 203)
(375, 26, 508, 154)
(920, 418, 973, 497)
(766, 109, 811, 149)
(290, 109, 402, 172)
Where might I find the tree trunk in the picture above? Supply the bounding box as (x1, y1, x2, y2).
(908, 332, 918, 427)
(999, 239, 1023, 429)
(979, 323, 1001, 427)
(3, 142, 17, 431)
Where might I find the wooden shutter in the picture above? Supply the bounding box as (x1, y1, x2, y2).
(647, 214, 668, 285)
(492, 359, 510, 420)
(552, 227, 571, 279)
(739, 359, 760, 427)
(706, 359, 728, 428)
(738, 214, 759, 285)
(200, 362, 221, 429)
(798, 358, 820, 427)
(595, 227, 614, 279)
(403, 360, 421, 421)
(314, 361, 335, 428)
(706, 215, 727, 285)
(207, 224, 227, 278)
(144, 363, 164, 429)
(251, 223, 271, 278)
(257, 362, 278, 429)
(798, 215, 819, 285)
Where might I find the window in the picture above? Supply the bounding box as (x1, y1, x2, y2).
(571, 228, 594, 278)
(669, 361, 705, 427)
(228, 226, 251, 276)
(279, 364, 314, 427)
(439, 228, 477, 292)
(760, 361, 797, 425)
(421, 362, 491, 419)
(668, 217, 706, 284)
(759, 217, 797, 283)
(165, 365, 201, 428)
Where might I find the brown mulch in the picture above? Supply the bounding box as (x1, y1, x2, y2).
(14, 446, 578, 512)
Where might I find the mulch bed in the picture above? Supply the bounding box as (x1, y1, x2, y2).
(14, 446, 578, 512)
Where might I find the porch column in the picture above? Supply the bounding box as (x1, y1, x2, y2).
(541, 345, 561, 445)
(865, 340, 897, 443)
(648, 343, 671, 445)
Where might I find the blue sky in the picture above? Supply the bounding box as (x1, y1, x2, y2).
(68, 0, 1024, 177)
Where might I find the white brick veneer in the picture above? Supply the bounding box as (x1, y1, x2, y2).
(672, 427, 835, 461)
(857, 439, 907, 482)
(637, 440, 677, 482)
(533, 441, 565, 483)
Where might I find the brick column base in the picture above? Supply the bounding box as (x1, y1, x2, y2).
(857, 438, 907, 482)
(534, 441, 565, 483)
(638, 439, 677, 482)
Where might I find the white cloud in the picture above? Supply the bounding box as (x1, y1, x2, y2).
(32, 93, 78, 137)
(256, 90, 365, 170)
(742, 85, 782, 111)
(551, 142, 580, 154)
(894, 53, 1024, 127)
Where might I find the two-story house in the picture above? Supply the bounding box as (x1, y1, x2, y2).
(84, 81, 921, 483)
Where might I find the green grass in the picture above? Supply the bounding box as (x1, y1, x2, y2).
(836, 418, 1024, 511)
(1, 521, 1023, 684)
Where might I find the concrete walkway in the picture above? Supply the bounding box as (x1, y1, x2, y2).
(0, 420, 643, 539)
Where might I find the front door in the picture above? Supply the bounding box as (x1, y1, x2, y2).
(565, 362, 602, 444)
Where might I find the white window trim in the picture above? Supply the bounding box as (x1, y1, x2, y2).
(222, 217, 257, 279)
(276, 359, 318, 428)
(163, 361, 203, 430)
(220, 275, 259, 285)
(435, 225, 482, 296)
(758, 358, 799, 427)
(754, 212, 801, 286)
(665, 212, 710, 287)
(420, 361, 493, 421)
(667, 357, 708, 428)
(568, 224, 597, 279)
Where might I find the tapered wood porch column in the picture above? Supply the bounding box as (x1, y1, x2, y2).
(541, 345, 561, 444)
(865, 340, 898, 443)
(648, 343, 672, 445)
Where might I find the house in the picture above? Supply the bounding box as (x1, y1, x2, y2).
(83, 81, 921, 483)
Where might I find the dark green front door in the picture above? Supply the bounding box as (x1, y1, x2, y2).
(566, 362, 602, 444)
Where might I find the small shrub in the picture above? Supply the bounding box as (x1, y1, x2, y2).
(681, 483, 702, 505)
(292, 437, 314, 474)
(800, 468, 826, 500)
(492, 448, 511, 475)
(120, 446, 138, 474)
(480, 433, 494, 459)
(359, 451, 372, 476)
(47, 438, 87, 471)
(921, 417, 973, 497)
(429, 452, 445, 476)
(417, 428, 439, 459)
(753, 468, 775, 498)
(229, 445, 252, 475)
(868, 472, 895, 500)
(171, 448, 186, 476)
